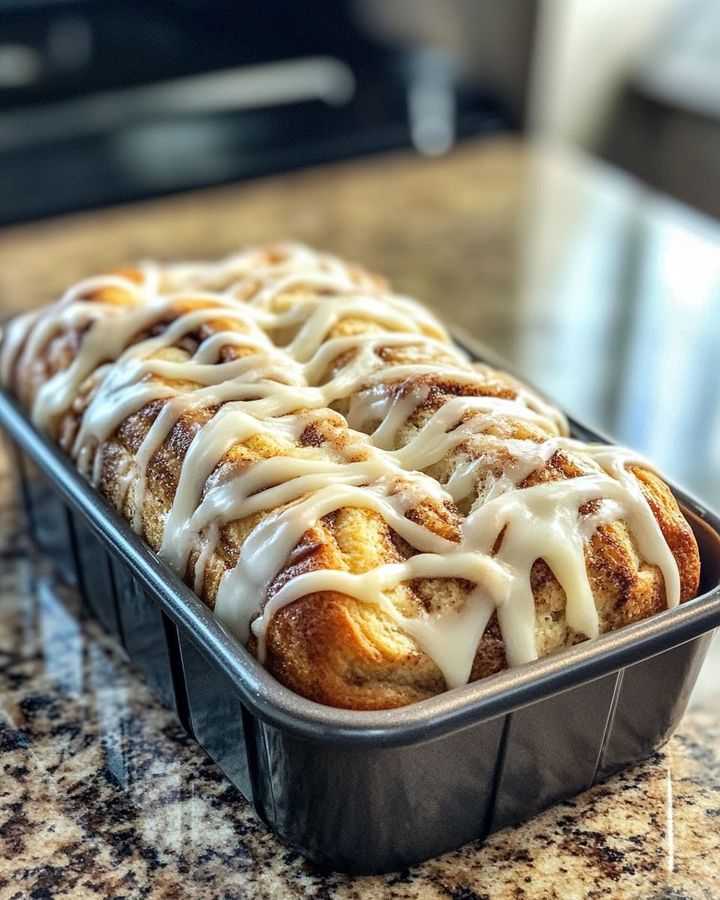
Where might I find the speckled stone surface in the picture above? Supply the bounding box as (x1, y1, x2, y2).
(0, 140, 525, 357)
(0, 140, 719, 898)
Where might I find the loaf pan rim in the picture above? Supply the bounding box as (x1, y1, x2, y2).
(2, 345, 719, 748)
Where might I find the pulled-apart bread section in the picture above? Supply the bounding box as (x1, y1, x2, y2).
(1, 243, 700, 709)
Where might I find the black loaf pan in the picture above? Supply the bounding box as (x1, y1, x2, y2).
(2, 332, 720, 875)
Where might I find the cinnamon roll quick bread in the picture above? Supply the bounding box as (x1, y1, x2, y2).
(1, 244, 700, 709)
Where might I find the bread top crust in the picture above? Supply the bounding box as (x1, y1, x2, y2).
(1, 243, 700, 709)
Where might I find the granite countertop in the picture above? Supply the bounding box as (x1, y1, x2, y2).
(0, 139, 524, 352)
(0, 139, 719, 899)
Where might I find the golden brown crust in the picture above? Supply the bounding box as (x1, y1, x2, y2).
(1, 249, 702, 710)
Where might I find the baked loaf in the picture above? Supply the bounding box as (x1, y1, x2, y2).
(1, 244, 700, 709)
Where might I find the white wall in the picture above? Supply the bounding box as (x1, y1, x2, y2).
(530, 0, 679, 145)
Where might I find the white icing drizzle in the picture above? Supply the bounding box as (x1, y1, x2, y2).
(369, 383, 432, 451)
(390, 395, 560, 471)
(159, 404, 308, 574)
(251, 553, 510, 688)
(0, 312, 38, 385)
(0, 243, 683, 692)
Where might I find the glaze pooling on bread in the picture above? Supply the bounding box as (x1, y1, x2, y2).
(1, 242, 700, 708)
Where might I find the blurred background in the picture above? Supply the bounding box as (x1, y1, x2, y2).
(3, 0, 720, 221)
(0, 0, 718, 515)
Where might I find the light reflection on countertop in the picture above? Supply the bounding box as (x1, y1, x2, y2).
(0, 138, 718, 898)
(512, 148, 720, 508)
